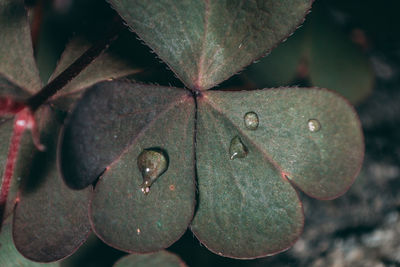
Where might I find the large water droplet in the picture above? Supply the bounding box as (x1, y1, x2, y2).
(308, 119, 321, 132)
(137, 148, 168, 195)
(229, 136, 248, 160)
(244, 111, 259, 130)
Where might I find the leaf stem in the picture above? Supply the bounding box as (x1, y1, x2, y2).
(0, 110, 28, 231)
(26, 16, 123, 112)
(0, 16, 123, 230)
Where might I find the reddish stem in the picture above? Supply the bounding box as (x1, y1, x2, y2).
(0, 97, 25, 115)
(26, 16, 122, 112)
(0, 109, 33, 230)
(0, 15, 123, 230)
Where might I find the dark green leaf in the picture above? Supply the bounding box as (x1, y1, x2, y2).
(60, 233, 126, 267)
(109, 0, 313, 90)
(308, 12, 374, 104)
(0, 216, 59, 266)
(13, 106, 92, 262)
(0, 0, 41, 92)
(243, 6, 374, 104)
(49, 38, 143, 110)
(60, 81, 195, 252)
(60, 81, 192, 189)
(245, 29, 305, 87)
(191, 88, 363, 258)
(114, 251, 187, 267)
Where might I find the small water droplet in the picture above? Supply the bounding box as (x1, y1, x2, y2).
(244, 111, 259, 130)
(137, 149, 168, 195)
(229, 136, 248, 160)
(308, 119, 321, 132)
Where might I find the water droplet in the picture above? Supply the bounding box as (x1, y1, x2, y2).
(244, 111, 259, 130)
(137, 149, 168, 195)
(308, 119, 321, 132)
(229, 136, 248, 160)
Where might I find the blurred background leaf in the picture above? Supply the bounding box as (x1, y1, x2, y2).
(243, 2, 375, 105)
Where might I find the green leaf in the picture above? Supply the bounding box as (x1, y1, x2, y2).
(0, 216, 59, 266)
(0, 0, 42, 92)
(242, 6, 374, 104)
(60, 81, 195, 252)
(114, 251, 187, 267)
(12, 106, 92, 262)
(109, 0, 313, 90)
(191, 88, 364, 258)
(60, 233, 126, 267)
(49, 37, 143, 110)
(245, 28, 305, 87)
(307, 11, 374, 104)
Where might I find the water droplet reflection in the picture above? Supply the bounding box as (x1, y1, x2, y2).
(229, 136, 248, 160)
(308, 119, 321, 132)
(137, 148, 168, 195)
(244, 111, 259, 130)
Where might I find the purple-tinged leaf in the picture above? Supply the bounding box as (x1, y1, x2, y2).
(59, 81, 195, 252)
(49, 38, 143, 110)
(0, 216, 59, 266)
(191, 88, 364, 258)
(13, 106, 91, 262)
(0, 0, 41, 92)
(108, 0, 313, 90)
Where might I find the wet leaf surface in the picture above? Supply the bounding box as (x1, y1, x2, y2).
(13, 106, 92, 262)
(0, 0, 41, 92)
(191, 88, 364, 258)
(114, 251, 186, 267)
(109, 0, 313, 90)
(60, 81, 195, 252)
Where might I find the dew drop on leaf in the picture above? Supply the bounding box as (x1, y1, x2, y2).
(244, 111, 259, 130)
(307, 119, 321, 132)
(137, 149, 169, 195)
(229, 136, 249, 160)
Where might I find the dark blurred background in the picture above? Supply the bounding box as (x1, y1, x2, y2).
(28, 0, 400, 266)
